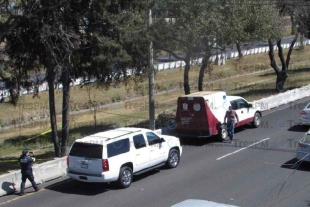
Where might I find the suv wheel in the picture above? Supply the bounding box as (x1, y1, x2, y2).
(252, 113, 261, 128)
(118, 166, 133, 188)
(166, 149, 180, 168)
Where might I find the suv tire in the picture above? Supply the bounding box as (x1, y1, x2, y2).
(117, 166, 133, 188)
(166, 149, 180, 168)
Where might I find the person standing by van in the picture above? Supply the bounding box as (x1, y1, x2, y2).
(19, 150, 39, 196)
(224, 106, 239, 143)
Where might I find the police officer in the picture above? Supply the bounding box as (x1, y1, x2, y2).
(19, 150, 39, 196)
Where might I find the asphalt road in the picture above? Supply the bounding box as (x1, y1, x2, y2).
(1, 97, 310, 207)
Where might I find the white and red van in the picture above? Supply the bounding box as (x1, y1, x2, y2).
(175, 91, 262, 140)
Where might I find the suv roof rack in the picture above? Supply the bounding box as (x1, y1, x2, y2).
(105, 128, 142, 141)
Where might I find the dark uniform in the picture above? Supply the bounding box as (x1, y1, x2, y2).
(19, 150, 39, 195)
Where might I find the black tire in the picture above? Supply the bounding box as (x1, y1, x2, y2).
(218, 124, 228, 142)
(117, 166, 133, 188)
(252, 112, 261, 128)
(166, 149, 180, 169)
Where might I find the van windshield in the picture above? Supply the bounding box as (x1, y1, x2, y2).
(69, 142, 103, 159)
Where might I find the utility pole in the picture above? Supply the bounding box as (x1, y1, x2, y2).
(148, 7, 155, 130)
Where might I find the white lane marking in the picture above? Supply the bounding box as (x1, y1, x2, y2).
(216, 138, 270, 161)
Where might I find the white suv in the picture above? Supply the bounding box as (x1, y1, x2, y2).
(66, 127, 182, 188)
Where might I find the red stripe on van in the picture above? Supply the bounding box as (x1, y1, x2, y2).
(205, 101, 220, 135)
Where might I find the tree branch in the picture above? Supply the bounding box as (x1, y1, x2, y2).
(4, 0, 68, 20)
(276, 39, 286, 71)
(268, 39, 280, 73)
(156, 47, 185, 61)
(286, 32, 298, 68)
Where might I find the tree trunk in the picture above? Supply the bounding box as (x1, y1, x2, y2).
(300, 34, 304, 49)
(61, 62, 70, 157)
(148, 8, 155, 130)
(268, 39, 281, 92)
(198, 59, 207, 92)
(198, 46, 212, 91)
(276, 70, 288, 92)
(268, 37, 297, 93)
(291, 16, 296, 35)
(183, 58, 191, 95)
(47, 55, 60, 157)
(236, 42, 243, 58)
(285, 29, 298, 67)
(9, 78, 19, 105)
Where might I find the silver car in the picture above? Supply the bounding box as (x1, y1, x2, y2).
(296, 130, 310, 162)
(171, 199, 239, 207)
(299, 103, 310, 125)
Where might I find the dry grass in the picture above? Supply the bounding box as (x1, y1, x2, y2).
(0, 46, 310, 174)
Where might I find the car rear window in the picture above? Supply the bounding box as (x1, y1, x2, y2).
(107, 138, 130, 158)
(69, 142, 103, 159)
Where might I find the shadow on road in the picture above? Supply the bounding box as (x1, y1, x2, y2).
(178, 124, 254, 147)
(133, 169, 161, 181)
(288, 125, 310, 132)
(46, 179, 116, 195)
(281, 158, 310, 172)
(46, 169, 162, 195)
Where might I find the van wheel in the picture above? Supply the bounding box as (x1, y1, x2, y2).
(166, 149, 180, 169)
(218, 125, 228, 141)
(252, 113, 261, 128)
(117, 166, 133, 188)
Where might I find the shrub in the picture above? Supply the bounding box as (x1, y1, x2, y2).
(156, 112, 176, 129)
(111, 95, 121, 103)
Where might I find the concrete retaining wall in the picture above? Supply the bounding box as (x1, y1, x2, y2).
(254, 84, 310, 111)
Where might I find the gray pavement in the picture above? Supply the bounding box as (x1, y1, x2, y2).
(1, 97, 310, 207)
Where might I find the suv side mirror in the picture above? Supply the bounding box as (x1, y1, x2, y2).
(248, 103, 253, 108)
(160, 138, 166, 143)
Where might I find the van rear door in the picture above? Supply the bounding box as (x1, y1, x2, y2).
(176, 96, 208, 131)
(68, 142, 103, 176)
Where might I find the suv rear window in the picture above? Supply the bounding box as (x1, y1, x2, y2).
(107, 138, 130, 158)
(69, 142, 103, 159)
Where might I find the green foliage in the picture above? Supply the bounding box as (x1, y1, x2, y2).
(222, 0, 284, 44)
(112, 94, 121, 103)
(140, 86, 147, 96)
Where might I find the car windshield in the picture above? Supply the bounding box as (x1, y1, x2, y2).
(302, 134, 310, 144)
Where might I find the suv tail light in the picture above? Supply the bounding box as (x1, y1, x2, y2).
(102, 159, 109, 172)
(300, 110, 307, 115)
(298, 143, 307, 148)
(66, 156, 69, 167)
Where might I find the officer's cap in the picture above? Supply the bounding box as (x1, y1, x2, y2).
(22, 150, 28, 155)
